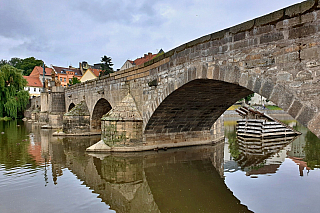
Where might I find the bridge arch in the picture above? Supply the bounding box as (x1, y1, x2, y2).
(91, 98, 112, 130)
(68, 103, 75, 112)
(144, 63, 308, 135)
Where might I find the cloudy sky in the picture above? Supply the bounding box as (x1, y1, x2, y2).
(0, 0, 303, 70)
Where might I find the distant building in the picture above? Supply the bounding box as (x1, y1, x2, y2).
(79, 61, 102, 74)
(51, 65, 82, 87)
(120, 51, 162, 71)
(80, 68, 102, 82)
(23, 76, 43, 97)
(249, 93, 275, 106)
(29, 66, 54, 87)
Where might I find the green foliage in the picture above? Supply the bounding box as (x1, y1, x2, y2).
(68, 76, 81, 86)
(0, 57, 43, 76)
(0, 65, 29, 119)
(0, 117, 11, 121)
(226, 126, 240, 159)
(100, 55, 114, 76)
(0, 120, 39, 170)
(238, 93, 254, 104)
(304, 131, 320, 169)
(153, 50, 165, 59)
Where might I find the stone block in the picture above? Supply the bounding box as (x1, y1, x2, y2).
(297, 105, 316, 127)
(288, 99, 303, 118)
(246, 75, 256, 91)
(308, 112, 320, 138)
(253, 77, 262, 94)
(210, 29, 229, 41)
(254, 25, 274, 35)
(212, 65, 220, 80)
(225, 66, 240, 84)
(285, 0, 316, 18)
(270, 85, 294, 111)
(234, 32, 246, 42)
(260, 32, 284, 44)
(288, 25, 317, 39)
(239, 72, 249, 88)
(230, 20, 254, 34)
(255, 9, 284, 26)
(260, 80, 274, 99)
(186, 35, 211, 48)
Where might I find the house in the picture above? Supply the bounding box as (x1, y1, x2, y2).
(120, 60, 135, 70)
(29, 66, 54, 87)
(23, 76, 43, 97)
(120, 52, 159, 71)
(51, 65, 82, 87)
(80, 68, 102, 82)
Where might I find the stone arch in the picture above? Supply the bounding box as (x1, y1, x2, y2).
(91, 98, 112, 130)
(144, 79, 252, 134)
(144, 62, 313, 136)
(68, 103, 75, 112)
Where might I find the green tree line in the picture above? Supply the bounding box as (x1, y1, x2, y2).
(0, 57, 44, 76)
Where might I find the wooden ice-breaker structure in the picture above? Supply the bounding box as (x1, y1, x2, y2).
(236, 106, 301, 139)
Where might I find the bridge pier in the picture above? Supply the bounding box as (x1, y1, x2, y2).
(40, 86, 66, 129)
(62, 101, 91, 134)
(100, 93, 144, 147)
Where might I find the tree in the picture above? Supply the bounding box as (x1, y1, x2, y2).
(0, 65, 29, 119)
(68, 76, 81, 86)
(0, 57, 43, 76)
(239, 93, 254, 105)
(16, 57, 44, 76)
(0, 59, 8, 67)
(9, 57, 23, 67)
(100, 55, 114, 76)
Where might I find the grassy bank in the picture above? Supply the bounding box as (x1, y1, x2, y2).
(227, 105, 283, 111)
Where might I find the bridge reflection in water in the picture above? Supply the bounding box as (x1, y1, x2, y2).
(4, 116, 320, 212)
(42, 132, 251, 212)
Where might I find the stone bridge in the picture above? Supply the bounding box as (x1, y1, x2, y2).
(44, 0, 320, 149)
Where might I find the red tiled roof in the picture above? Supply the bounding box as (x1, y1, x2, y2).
(23, 76, 43, 87)
(52, 66, 82, 76)
(30, 66, 54, 77)
(133, 53, 157, 66)
(89, 68, 102, 77)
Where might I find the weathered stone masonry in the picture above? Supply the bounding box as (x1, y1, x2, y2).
(61, 0, 320, 147)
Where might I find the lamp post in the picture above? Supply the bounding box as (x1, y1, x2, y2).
(42, 62, 45, 92)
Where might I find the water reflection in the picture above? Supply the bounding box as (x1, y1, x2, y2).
(224, 114, 320, 212)
(224, 115, 320, 177)
(49, 140, 251, 212)
(2, 117, 320, 212)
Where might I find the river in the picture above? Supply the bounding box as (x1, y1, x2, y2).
(1, 113, 320, 213)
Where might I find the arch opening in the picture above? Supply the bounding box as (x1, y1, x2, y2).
(68, 103, 75, 112)
(91, 98, 112, 130)
(145, 79, 253, 134)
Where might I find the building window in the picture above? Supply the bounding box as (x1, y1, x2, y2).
(34, 88, 36, 92)
(60, 77, 62, 81)
(64, 78, 66, 82)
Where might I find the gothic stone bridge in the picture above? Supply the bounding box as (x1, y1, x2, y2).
(51, 0, 320, 150)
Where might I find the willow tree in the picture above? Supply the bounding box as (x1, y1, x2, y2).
(0, 65, 29, 118)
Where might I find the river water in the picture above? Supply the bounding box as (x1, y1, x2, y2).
(1, 113, 320, 213)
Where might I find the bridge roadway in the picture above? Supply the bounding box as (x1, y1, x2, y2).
(44, 0, 320, 149)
